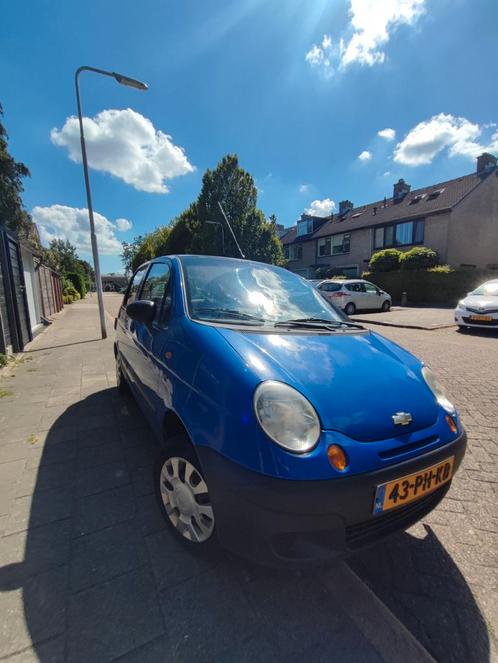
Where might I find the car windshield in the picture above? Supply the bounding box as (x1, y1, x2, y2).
(181, 256, 345, 326)
(472, 282, 498, 296)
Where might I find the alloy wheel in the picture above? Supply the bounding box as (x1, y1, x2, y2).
(159, 456, 215, 542)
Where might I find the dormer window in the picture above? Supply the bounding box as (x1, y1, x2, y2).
(409, 194, 424, 205)
(297, 219, 314, 237)
(427, 188, 445, 200)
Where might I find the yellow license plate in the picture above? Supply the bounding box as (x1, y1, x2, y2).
(373, 456, 454, 515)
(470, 314, 492, 321)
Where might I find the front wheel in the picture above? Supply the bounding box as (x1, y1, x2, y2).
(381, 300, 391, 312)
(155, 437, 216, 545)
(345, 302, 356, 316)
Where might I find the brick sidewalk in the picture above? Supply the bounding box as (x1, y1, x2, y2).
(0, 297, 434, 663)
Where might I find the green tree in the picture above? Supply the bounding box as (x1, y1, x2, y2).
(43, 238, 82, 274)
(0, 103, 40, 249)
(121, 154, 284, 268)
(191, 154, 284, 264)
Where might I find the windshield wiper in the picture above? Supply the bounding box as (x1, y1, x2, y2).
(274, 317, 365, 330)
(193, 307, 266, 323)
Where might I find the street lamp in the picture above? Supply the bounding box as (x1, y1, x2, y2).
(75, 66, 148, 339)
(205, 220, 225, 255)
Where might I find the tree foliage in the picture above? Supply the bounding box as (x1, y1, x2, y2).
(122, 155, 284, 272)
(0, 103, 41, 250)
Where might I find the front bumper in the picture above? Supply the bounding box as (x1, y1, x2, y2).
(197, 431, 467, 567)
(455, 309, 498, 329)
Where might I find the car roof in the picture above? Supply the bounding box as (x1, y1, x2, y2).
(320, 278, 365, 284)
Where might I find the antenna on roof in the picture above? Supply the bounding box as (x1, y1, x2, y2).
(217, 201, 245, 259)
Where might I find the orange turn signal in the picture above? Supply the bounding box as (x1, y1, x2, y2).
(445, 414, 458, 434)
(327, 444, 348, 471)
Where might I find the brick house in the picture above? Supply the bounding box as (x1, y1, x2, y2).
(281, 153, 498, 278)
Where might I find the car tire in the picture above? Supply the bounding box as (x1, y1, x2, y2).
(381, 300, 391, 312)
(155, 434, 217, 548)
(345, 302, 356, 316)
(457, 325, 469, 333)
(115, 353, 129, 395)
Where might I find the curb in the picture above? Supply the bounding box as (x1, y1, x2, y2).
(319, 563, 437, 662)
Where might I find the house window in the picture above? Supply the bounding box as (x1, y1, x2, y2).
(318, 233, 350, 256)
(297, 219, 313, 237)
(373, 219, 424, 249)
(286, 244, 303, 260)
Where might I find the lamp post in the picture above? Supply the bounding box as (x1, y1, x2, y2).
(205, 220, 225, 255)
(75, 66, 148, 339)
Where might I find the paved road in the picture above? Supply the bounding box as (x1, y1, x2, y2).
(105, 292, 498, 661)
(0, 297, 432, 663)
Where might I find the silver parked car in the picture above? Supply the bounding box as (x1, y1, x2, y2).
(454, 279, 498, 331)
(316, 279, 392, 315)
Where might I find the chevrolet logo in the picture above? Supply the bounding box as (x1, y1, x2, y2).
(392, 412, 412, 426)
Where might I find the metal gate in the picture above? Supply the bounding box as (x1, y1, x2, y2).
(0, 229, 32, 352)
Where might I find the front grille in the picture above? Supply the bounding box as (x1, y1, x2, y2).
(462, 316, 498, 326)
(379, 435, 439, 460)
(466, 307, 498, 314)
(345, 485, 448, 549)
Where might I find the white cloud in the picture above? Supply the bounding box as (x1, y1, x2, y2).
(393, 113, 498, 166)
(299, 183, 311, 193)
(378, 128, 396, 141)
(358, 150, 372, 161)
(305, 198, 336, 217)
(32, 205, 132, 255)
(51, 108, 194, 194)
(115, 218, 133, 231)
(383, 171, 391, 176)
(305, 0, 425, 75)
(305, 34, 335, 77)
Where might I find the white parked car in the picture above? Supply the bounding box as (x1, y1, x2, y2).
(316, 279, 392, 315)
(454, 280, 498, 331)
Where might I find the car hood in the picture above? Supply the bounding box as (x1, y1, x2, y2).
(217, 328, 438, 442)
(461, 295, 498, 311)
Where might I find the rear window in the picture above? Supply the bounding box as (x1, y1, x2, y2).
(320, 282, 342, 292)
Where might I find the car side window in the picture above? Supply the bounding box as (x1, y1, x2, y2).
(364, 283, 378, 294)
(125, 265, 148, 306)
(346, 283, 362, 292)
(140, 262, 171, 323)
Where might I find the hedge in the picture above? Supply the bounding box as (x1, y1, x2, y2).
(369, 249, 401, 272)
(363, 269, 498, 305)
(66, 271, 87, 299)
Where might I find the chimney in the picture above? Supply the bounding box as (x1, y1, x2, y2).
(476, 152, 497, 175)
(339, 200, 353, 215)
(393, 178, 410, 203)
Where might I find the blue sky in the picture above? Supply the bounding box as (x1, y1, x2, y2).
(1, 0, 497, 273)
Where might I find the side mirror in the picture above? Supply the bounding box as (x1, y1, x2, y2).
(126, 300, 155, 325)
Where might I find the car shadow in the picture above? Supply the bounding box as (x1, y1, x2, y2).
(349, 526, 490, 662)
(0, 387, 490, 662)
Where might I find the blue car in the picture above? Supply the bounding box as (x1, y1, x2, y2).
(115, 255, 466, 566)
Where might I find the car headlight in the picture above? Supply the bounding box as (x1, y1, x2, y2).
(254, 381, 320, 453)
(457, 300, 466, 310)
(421, 366, 455, 413)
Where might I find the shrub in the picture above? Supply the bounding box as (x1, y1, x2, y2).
(66, 271, 87, 298)
(369, 249, 402, 272)
(428, 264, 453, 274)
(0, 353, 8, 369)
(63, 294, 73, 305)
(399, 247, 438, 270)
